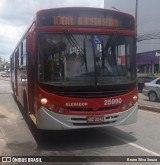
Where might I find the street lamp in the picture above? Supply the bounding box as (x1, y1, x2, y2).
(155, 52, 160, 73)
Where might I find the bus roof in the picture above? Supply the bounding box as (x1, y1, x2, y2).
(36, 7, 134, 19)
(35, 7, 135, 29)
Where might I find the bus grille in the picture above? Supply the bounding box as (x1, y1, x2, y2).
(58, 89, 129, 98)
(68, 106, 119, 112)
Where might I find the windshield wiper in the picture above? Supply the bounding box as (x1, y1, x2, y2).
(104, 32, 118, 54)
(91, 35, 98, 86)
(64, 29, 81, 51)
(83, 38, 88, 72)
(101, 41, 105, 70)
(64, 29, 88, 72)
(103, 32, 126, 76)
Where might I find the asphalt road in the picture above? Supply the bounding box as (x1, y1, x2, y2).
(0, 78, 160, 165)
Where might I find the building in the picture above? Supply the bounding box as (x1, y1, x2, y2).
(104, 0, 160, 73)
(0, 62, 10, 71)
(137, 50, 160, 74)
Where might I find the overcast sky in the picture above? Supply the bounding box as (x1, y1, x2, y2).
(1, 0, 160, 61)
(0, 0, 104, 61)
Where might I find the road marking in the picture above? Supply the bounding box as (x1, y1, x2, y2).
(99, 128, 160, 156)
(0, 106, 16, 120)
(115, 137, 160, 156)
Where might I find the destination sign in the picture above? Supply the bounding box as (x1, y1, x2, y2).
(38, 9, 134, 30)
(53, 16, 119, 27)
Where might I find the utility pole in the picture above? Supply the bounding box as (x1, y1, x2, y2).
(155, 52, 160, 73)
(135, 0, 138, 41)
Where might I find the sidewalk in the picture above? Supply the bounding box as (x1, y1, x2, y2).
(138, 93, 160, 113)
(0, 77, 10, 81)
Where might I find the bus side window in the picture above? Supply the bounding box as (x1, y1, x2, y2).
(18, 45, 22, 69)
(15, 48, 19, 69)
(22, 39, 27, 69)
(18, 39, 27, 70)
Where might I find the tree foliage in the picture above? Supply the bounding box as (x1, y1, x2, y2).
(0, 56, 2, 63)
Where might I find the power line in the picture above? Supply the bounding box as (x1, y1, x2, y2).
(140, 43, 160, 45)
(137, 32, 160, 42)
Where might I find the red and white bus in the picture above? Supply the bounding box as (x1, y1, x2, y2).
(10, 7, 138, 130)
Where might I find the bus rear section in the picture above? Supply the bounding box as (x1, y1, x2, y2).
(11, 7, 138, 130)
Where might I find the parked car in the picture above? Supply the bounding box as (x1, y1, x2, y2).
(0, 71, 6, 76)
(142, 77, 160, 102)
(0, 72, 10, 78)
(137, 76, 157, 92)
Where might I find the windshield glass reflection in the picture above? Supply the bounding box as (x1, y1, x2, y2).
(37, 33, 135, 86)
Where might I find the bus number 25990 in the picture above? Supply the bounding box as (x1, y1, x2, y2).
(104, 98, 122, 106)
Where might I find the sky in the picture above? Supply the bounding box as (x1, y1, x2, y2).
(0, 0, 104, 61)
(1, 0, 160, 62)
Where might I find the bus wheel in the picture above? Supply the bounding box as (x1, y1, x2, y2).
(23, 93, 35, 129)
(148, 92, 157, 102)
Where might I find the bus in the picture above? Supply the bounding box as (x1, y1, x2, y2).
(10, 7, 138, 130)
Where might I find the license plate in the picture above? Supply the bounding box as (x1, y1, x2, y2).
(87, 116, 104, 123)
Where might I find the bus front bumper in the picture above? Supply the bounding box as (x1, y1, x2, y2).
(36, 103, 138, 130)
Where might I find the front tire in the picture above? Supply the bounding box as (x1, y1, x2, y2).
(148, 92, 157, 102)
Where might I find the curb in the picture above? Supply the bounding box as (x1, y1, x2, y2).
(138, 104, 160, 113)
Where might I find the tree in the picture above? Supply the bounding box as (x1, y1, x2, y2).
(0, 56, 3, 63)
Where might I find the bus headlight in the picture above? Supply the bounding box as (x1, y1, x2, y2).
(41, 98, 48, 105)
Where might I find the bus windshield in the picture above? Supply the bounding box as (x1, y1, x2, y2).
(37, 32, 136, 86)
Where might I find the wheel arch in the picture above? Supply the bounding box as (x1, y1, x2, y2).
(148, 90, 158, 102)
(23, 90, 28, 113)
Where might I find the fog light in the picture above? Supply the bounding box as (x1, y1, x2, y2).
(122, 104, 127, 111)
(49, 104, 55, 111)
(41, 98, 48, 105)
(128, 101, 134, 107)
(58, 107, 65, 114)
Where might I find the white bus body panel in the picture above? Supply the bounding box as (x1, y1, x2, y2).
(36, 103, 138, 130)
